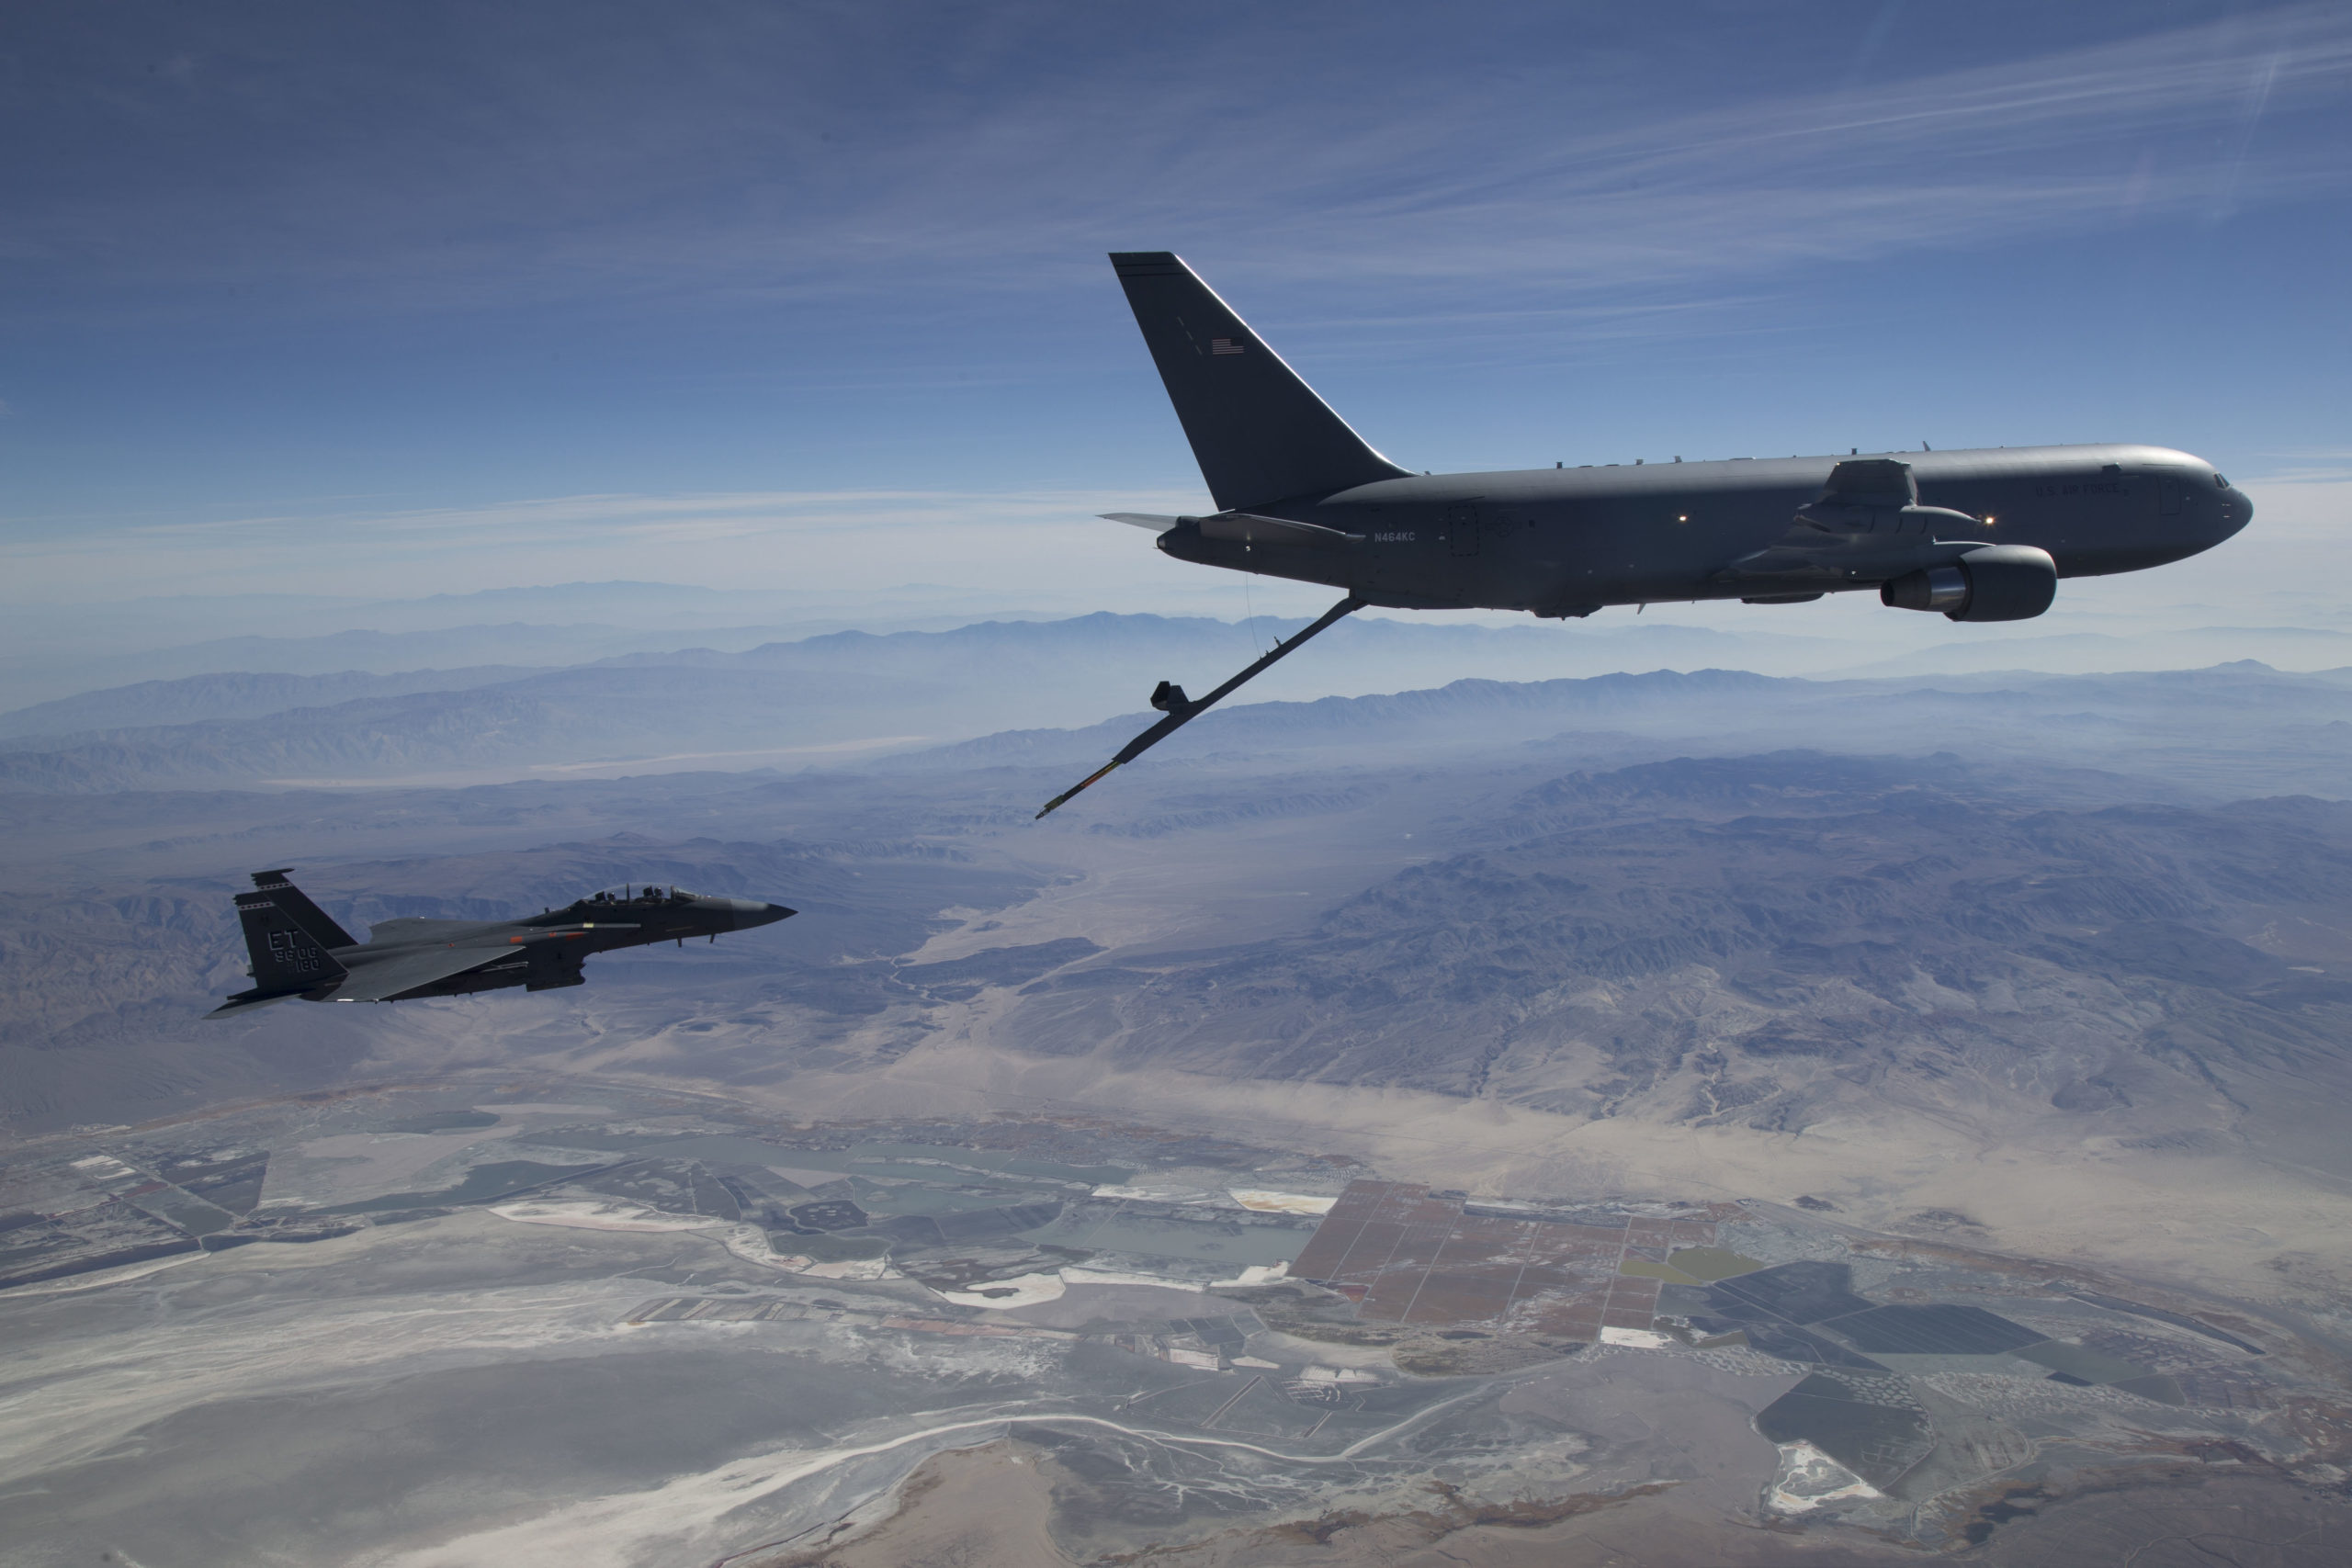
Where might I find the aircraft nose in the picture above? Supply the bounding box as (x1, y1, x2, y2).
(722, 898, 796, 930)
(2220, 484, 2254, 540)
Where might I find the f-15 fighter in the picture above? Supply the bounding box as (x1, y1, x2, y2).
(1037, 253, 2251, 816)
(207, 868, 794, 1016)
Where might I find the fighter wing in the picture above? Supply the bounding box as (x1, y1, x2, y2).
(365, 916, 492, 941)
(327, 944, 515, 1002)
(205, 989, 301, 1020)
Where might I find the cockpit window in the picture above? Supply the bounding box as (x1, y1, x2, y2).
(2213, 473, 2230, 488)
(580, 885, 694, 906)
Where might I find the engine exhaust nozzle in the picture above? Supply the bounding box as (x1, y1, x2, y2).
(1882, 565, 1970, 614)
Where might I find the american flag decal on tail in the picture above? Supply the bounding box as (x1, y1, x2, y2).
(1210, 337, 1245, 355)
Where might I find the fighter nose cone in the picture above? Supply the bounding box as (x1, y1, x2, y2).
(722, 898, 795, 931)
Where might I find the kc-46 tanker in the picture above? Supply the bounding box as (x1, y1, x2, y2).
(1038, 252, 2253, 816)
(207, 869, 795, 1017)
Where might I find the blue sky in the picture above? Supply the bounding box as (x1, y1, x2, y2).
(3, 1, 2347, 619)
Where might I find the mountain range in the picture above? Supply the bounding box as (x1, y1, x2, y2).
(5, 608, 2351, 795)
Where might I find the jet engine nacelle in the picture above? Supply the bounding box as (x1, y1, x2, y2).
(1880, 545, 2056, 622)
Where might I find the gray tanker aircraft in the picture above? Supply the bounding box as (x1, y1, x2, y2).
(1038, 252, 2251, 816)
(207, 869, 794, 1017)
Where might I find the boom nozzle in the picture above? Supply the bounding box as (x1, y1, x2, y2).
(1036, 761, 1122, 819)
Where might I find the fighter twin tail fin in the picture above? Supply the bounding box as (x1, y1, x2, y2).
(250, 868, 356, 947)
(216, 870, 350, 1015)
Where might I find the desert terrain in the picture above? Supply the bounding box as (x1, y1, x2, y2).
(5, 613, 2351, 1564)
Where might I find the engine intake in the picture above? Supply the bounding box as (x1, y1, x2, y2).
(1881, 545, 2056, 622)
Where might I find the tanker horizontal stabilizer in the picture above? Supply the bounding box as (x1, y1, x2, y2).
(1101, 511, 1362, 548)
(1197, 513, 1363, 550)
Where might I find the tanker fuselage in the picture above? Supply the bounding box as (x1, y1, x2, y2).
(1156, 444, 2249, 617)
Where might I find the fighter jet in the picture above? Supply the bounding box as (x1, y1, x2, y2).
(206, 868, 794, 1017)
(1037, 252, 2254, 816)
